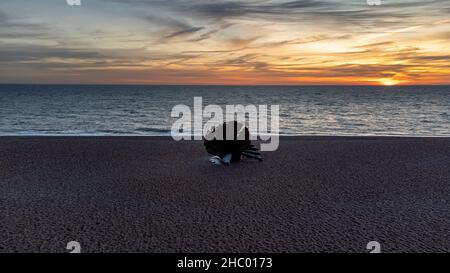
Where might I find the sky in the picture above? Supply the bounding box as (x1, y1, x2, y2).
(0, 0, 449, 85)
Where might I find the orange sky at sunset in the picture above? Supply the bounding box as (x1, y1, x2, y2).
(0, 0, 449, 85)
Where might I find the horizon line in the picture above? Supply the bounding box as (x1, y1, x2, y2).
(1, 83, 450, 87)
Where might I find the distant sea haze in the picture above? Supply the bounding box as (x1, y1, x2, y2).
(0, 85, 449, 137)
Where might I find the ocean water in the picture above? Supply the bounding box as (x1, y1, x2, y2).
(0, 85, 449, 137)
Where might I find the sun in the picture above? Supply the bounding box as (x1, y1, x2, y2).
(378, 78, 400, 86)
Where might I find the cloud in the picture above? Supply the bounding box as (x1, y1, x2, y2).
(0, 43, 103, 63)
(0, 1, 449, 84)
(0, 8, 51, 40)
(102, 0, 449, 26)
(0, 10, 8, 22)
(189, 0, 335, 18)
(141, 12, 193, 31)
(165, 26, 204, 39)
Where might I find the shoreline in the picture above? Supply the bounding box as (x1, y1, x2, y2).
(1, 135, 450, 139)
(1, 136, 450, 253)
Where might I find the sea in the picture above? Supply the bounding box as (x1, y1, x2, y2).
(0, 85, 449, 137)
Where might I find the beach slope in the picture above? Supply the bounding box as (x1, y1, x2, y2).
(1, 136, 449, 253)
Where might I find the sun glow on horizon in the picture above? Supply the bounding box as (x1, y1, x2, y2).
(373, 76, 415, 86)
(379, 79, 401, 86)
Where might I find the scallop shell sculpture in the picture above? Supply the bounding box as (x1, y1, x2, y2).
(204, 121, 263, 165)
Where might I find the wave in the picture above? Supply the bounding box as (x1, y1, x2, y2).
(134, 127, 171, 134)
